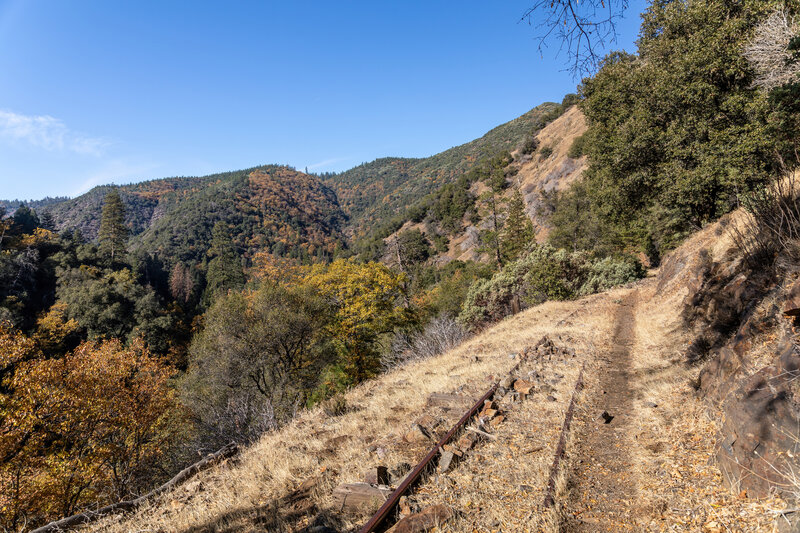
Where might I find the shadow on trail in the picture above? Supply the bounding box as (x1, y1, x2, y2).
(560, 291, 639, 532)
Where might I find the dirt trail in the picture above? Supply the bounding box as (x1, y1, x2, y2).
(560, 290, 642, 531)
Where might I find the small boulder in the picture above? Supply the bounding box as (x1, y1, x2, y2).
(387, 504, 455, 533)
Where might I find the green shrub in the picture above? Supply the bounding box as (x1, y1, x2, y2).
(458, 244, 643, 330)
(539, 146, 554, 159)
(561, 93, 580, 108)
(578, 255, 645, 296)
(518, 135, 539, 155)
(567, 133, 589, 159)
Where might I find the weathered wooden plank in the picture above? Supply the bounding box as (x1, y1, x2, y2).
(333, 483, 393, 509)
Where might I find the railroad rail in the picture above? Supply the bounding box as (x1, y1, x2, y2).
(358, 344, 586, 532)
(358, 358, 526, 533)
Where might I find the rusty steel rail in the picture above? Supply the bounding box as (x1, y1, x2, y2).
(358, 383, 498, 533)
(358, 356, 528, 533)
(543, 362, 586, 508)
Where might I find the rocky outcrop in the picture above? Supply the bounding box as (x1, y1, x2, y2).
(673, 244, 800, 498)
(716, 339, 800, 498)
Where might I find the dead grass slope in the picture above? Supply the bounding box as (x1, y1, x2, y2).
(384, 107, 587, 266)
(89, 297, 611, 533)
(93, 208, 795, 533)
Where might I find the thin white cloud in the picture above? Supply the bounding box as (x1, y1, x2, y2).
(70, 159, 159, 197)
(305, 157, 351, 171)
(0, 109, 109, 156)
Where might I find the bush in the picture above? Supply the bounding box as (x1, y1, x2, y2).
(518, 135, 539, 155)
(578, 255, 645, 295)
(539, 145, 554, 159)
(561, 93, 581, 107)
(180, 283, 335, 447)
(567, 132, 589, 158)
(731, 172, 800, 268)
(459, 244, 643, 330)
(384, 315, 469, 369)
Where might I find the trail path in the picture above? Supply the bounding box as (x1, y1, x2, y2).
(561, 290, 643, 531)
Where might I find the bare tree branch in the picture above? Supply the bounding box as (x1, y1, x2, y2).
(520, 0, 630, 76)
(744, 9, 800, 91)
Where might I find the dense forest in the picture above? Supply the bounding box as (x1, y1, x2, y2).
(2, 0, 800, 529)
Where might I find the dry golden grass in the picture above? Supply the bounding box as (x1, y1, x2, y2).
(92, 208, 792, 533)
(89, 298, 608, 533)
(411, 342, 587, 533)
(414, 106, 588, 263)
(617, 279, 784, 531)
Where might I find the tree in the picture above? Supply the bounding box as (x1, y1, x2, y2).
(744, 9, 800, 91)
(304, 259, 413, 383)
(32, 302, 81, 355)
(56, 267, 173, 352)
(745, 9, 800, 158)
(169, 262, 195, 304)
(98, 191, 128, 262)
(38, 211, 56, 232)
(11, 205, 38, 235)
(478, 188, 505, 267)
(501, 189, 535, 262)
(552, 0, 789, 257)
(521, 0, 630, 75)
(396, 229, 432, 268)
(181, 284, 333, 447)
(204, 222, 245, 304)
(0, 332, 179, 530)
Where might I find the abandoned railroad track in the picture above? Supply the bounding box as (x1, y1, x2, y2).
(341, 336, 587, 533)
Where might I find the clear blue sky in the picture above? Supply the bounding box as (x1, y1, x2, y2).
(0, 0, 647, 201)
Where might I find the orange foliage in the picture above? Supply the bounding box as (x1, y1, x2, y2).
(0, 330, 180, 530)
(250, 251, 308, 284)
(237, 168, 343, 257)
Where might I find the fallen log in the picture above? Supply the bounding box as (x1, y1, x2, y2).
(31, 442, 239, 533)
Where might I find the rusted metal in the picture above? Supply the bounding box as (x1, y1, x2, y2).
(357, 354, 528, 533)
(358, 383, 498, 533)
(543, 362, 586, 508)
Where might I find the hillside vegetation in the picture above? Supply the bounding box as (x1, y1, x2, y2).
(321, 101, 566, 236)
(3, 0, 800, 530)
(85, 209, 790, 532)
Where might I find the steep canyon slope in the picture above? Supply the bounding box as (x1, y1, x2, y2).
(87, 207, 798, 532)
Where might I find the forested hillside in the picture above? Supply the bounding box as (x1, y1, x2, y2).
(4, 0, 800, 528)
(132, 166, 347, 265)
(321, 101, 565, 236)
(548, 0, 800, 263)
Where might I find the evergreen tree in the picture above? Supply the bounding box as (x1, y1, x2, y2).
(39, 211, 56, 231)
(12, 205, 39, 235)
(204, 222, 245, 304)
(98, 191, 128, 261)
(478, 188, 505, 267)
(501, 189, 535, 262)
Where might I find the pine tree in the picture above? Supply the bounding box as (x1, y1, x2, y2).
(204, 222, 245, 303)
(98, 191, 128, 261)
(478, 188, 504, 267)
(39, 211, 56, 231)
(12, 205, 39, 235)
(501, 189, 535, 262)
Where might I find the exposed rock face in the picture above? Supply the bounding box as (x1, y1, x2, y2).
(671, 241, 800, 498)
(716, 339, 800, 498)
